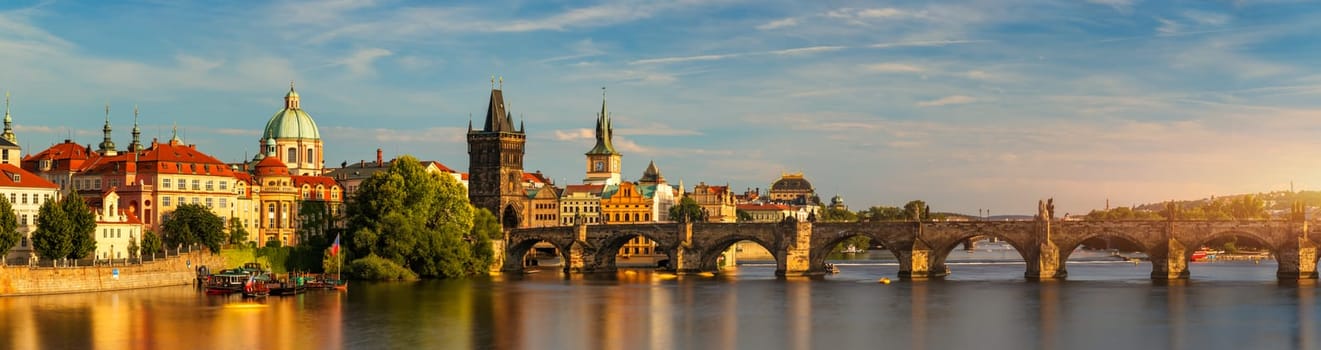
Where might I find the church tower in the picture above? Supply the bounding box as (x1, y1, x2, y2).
(467, 77, 528, 229)
(583, 88, 621, 185)
(261, 82, 324, 175)
(0, 92, 21, 164)
(98, 104, 118, 156)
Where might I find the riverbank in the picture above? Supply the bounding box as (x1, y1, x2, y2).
(0, 251, 223, 296)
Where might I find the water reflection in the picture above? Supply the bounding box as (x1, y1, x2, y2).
(1, 263, 1318, 349)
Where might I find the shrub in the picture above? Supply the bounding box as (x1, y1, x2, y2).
(347, 254, 418, 281)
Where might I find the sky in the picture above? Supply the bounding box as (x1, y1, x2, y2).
(3, 0, 1321, 216)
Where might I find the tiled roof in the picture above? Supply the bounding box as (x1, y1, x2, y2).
(255, 156, 290, 176)
(292, 175, 339, 188)
(563, 184, 605, 195)
(0, 164, 58, 189)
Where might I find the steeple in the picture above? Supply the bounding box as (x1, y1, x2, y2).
(586, 87, 618, 155)
(480, 78, 518, 133)
(129, 105, 143, 152)
(99, 103, 117, 155)
(170, 122, 181, 144)
(2, 91, 15, 144)
(640, 160, 665, 185)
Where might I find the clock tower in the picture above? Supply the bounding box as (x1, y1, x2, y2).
(584, 88, 622, 186)
(467, 79, 529, 229)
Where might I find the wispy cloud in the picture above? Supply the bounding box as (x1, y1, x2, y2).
(863, 63, 925, 73)
(756, 18, 797, 30)
(917, 95, 977, 107)
(335, 48, 393, 77)
(1087, 0, 1137, 13)
(631, 40, 977, 65)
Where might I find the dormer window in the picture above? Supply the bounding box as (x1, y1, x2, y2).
(9, 173, 18, 182)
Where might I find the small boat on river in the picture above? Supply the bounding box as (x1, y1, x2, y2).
(205, 272, 251, 295)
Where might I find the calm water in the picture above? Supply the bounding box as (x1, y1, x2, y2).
(2, 247, 1317, 350)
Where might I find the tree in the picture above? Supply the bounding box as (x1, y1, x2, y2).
(63, 196, 97, 259)
(228, 217, 249, 245)
(345, 155, 487, 278)
(0, 195, 19, 260)
(161, 203, 225, 253)
(32, 195, 96, 261)
(858, 206, 906, 221)
(140, 230, 162, 256)
(127, 233, 140, 259)
(668, 197, 706, 222)
(819, 206, 858, 222)
(903, 200, 931, 221)
(471, 208, 503, 240)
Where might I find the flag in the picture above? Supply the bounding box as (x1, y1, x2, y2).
(330, 233, 341, 256)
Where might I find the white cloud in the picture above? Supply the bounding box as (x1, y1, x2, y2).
(631, 53, 739, 65)
(916, 95, 977, 107)
(1087, 0, 1137, 12)
(863, 63, 925, 73)
(553, 128, 594, 141)
(825, 7, 910, 21)
(756, 18, 798, 30)
(770, 46, 847, 56)
(338, 48, 393, 77)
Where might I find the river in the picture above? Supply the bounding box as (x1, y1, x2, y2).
(1, 246, 1316, 350)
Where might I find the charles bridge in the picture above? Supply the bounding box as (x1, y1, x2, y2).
(499, 200, 1321, 280)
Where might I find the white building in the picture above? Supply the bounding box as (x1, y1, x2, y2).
(0, 164, 60, 261)
(94, 190, 143, 260)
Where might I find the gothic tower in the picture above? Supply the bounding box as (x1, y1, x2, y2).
(583, 87, 621, 185)
(467, 78, 528, 229)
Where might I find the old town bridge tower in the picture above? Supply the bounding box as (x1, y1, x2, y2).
(467, 80, 528, 229)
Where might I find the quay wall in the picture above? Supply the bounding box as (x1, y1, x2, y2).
(0, 251, 224, 296)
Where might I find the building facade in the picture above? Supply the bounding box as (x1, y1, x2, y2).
(769, 172, 817, 205)
(559, 185, 604, 225)
(0, 164, 60, 261)
(467, 85, 529, 228)
(93, 191, 143, 260)
(691, 182, 737, 223)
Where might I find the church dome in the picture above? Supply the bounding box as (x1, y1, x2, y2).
(262, 84, 320, 141)
(771, 173, 813, 191)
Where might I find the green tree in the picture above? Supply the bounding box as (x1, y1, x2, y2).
(32, 195, 96, 260)
(668, 197, 706, 222)
(127, 233, 140, 259)
(858, 206, 906, 221)
(0, 195, 19, 260)
(161, 203, 226, 253)
(735, 209, 753, 222)
(228, 217, 249, 245)
(819, 206, 858, 222)
(63, 196, 97, 259)
(903, 200, 931, 221)
(140, 230, 162, 256)
(471, 208, 503, 240)
(298, 200, 335, 241)
(345, 155, 486, 279)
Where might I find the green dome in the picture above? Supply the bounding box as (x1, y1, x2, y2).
(262, 108, 320, 140)
(262, 85, 320, 140)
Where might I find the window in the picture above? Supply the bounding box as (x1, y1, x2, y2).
(8, 194, 14, 204)
(288, 148, 298, 163)
(206, 198, 214, 208)
(162, 178, 171, 188)
(192, 180, 200, 190)
(20, 214, 26, 226)
(219, 198, 227, 208)
(219, 181, 228, 190)
(95, 179, 102, 189)
(206, 181, 214, 191)
(163, 196, 171, 206)
(192, 197, 199, 205)
(21, 194, 26, 204)
(307, 148, 315, 165)
(267, 204, 276, 227)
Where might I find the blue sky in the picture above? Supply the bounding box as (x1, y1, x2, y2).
(4, 0, 1321, 215)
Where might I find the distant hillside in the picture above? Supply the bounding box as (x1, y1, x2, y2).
(1131, 190, 1320, 213)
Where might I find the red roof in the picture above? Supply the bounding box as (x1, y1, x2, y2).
(135, 140, 236, 176)
(292, 175, 339, 189)
(22, 140, 99, 172)
(522, 172, 551, 184)
(563, 184, 605, 195)
(233, 172, 253, 184)
(461, 173, 470, 181)
(420, 161, 458, 173)
(255, 156, 290, 176)
(0, 164, 58, 189)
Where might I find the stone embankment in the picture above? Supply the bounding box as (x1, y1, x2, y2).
(0, 251, 224, 296)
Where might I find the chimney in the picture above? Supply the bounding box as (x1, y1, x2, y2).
(377, 148, 383, 166)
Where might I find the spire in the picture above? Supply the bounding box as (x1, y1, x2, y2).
(2, 91, 15, 144)
(170, 121, 181, 144)
(129, 105, 143, 152)
(586, 86, 618, 155)
(641, 160, 665, 184)
(99, 103, 117, 155)
(284, 80, 301, 109)
(480, 78, 517, 133)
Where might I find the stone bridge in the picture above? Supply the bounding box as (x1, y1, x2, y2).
(500, 205, 1321, 280)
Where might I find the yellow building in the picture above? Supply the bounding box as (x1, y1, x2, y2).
(559, 184, 604, 225)
(252, 154, 299, 245)
(691, 182, 737, 223)
(93, 191, 143, 260)
(601, 182, 657, 256)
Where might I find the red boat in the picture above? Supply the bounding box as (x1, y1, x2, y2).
(1191, 249, 1211, 262)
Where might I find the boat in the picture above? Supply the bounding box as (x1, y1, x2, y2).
(305, 274, 348, 290)
(841, 245, 865, 254)
(205, 271, 251, 295)
(1191, 248, 1213, 262)
(241, 274, 271, 298)
(824, 263, 840, 274)
(268, 273, 308, 296)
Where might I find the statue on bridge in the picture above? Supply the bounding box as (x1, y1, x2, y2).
(1037, 198, 1055, 220)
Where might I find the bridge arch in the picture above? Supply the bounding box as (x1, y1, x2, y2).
(809, 231, 901, 269)
(1057, 229, 1156, 262)
(1186, 229, 1279, 260)
(505, 236, 573, 272)
(592, 230, 676, 271)
(700, 235, 779, 272)
(930, 231, 1032, 268)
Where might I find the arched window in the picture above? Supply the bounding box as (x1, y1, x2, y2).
(287, 147, 298, 163)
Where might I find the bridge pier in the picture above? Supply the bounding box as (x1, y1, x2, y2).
(897, 223, 947, 279)
(488, 238, 507, 275)
(777, 221, 817, 276)
(1151, 237, 1190, 280)
(1276, 225, 1319, 280)
(1026, 218, 1065, 280)
(669, 222, 704, 274)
